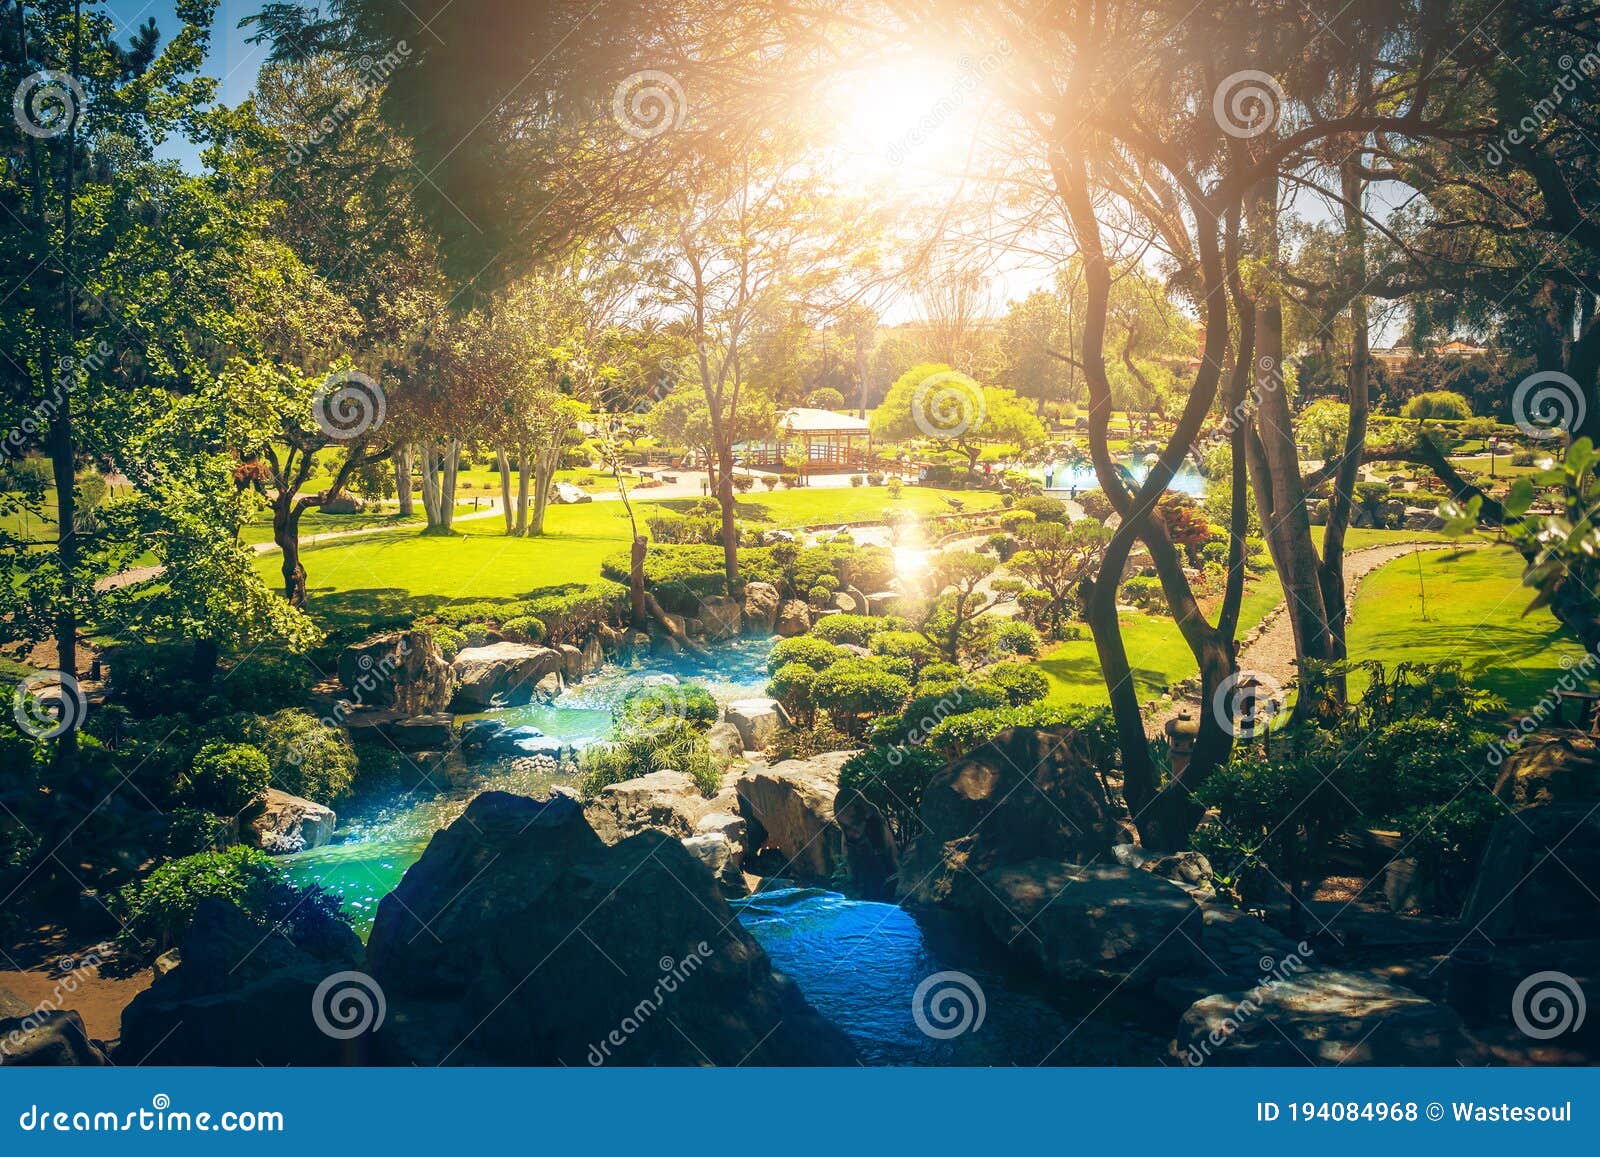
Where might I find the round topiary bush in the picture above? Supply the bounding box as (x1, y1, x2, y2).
(177, 741, 271, 815)
(242, 710, 359, 805)
(768, 636, 847, 673)
(810, 658, 911, 738)
(767, 661, 818, 725)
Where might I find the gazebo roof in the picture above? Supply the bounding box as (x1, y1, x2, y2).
(778, 407, 870, 434)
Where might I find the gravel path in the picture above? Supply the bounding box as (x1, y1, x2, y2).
(1146, 540, 1471, 735)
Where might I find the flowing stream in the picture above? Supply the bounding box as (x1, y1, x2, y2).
(282, 637, 1147, 1064)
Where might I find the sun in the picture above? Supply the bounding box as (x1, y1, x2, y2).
(826, 56, 989, 195)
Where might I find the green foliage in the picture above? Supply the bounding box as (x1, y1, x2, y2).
(422, 623, 467, 660)
(501, 615, 548, 643)
(983, 661, 1050, 706)
(869, 629, 939, 671)
(811, 613, 888, 646)
(770, 718, 857, 762)
(767, 635, 846, 673)
(767, 662, 819, 725)
(176, 742, 271, 815)
(239, 710, 359, 805)
(810, 658, 911, 738)
(805, 387, 847, 409)
(985, 619, 1043, 658)
(888, 681, 1007, 744)
(1077, 490, 1116, 521)
(924, 702, 1119, 765)
(1402, 390, 1472, 420)
(577, 719, 720, 800)
(1120, 575, 1167, 613)
(1013, 494, 1068, 523)
(163, 808, 230, 857)
(916, 661, 963, 688)
(616, 683, 720, 729)
(839, 744, 946, 846)
(113, 846, 350, 954)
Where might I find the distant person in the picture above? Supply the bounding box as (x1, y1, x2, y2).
(1045, 470, 1054, 489)
(1069, 484, 1078, 500)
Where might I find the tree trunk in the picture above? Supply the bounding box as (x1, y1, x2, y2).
(394, 444, 414, 517)
(439, 438, 458, 531)
(630, 534, 648, 628)
(273, 495, 308, 605)
(716, 442, 739, 586)
(515, 443, 531, 535)
(419, 444, 442, 530)
(497, 449, 513, 533)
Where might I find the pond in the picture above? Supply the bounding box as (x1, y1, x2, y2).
(1035, 458, 1206, 499)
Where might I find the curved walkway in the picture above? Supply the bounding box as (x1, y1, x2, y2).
(1148, 540, 1473, 734)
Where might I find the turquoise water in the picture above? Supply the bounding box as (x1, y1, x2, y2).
(283, 638, 776, 935)
(1038, 460, 1206, 498)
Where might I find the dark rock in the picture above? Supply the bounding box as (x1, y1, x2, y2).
(0, 1010, 108, 1066)
(899, 727, 1117, 908)
(366, 791, 855, 1066)
(1179, 970, 1484, 1066)
(384, 713, 455, 750)
(1463, 803, 1600, 940)
(117, 899, 366, 1066)
(977, 860, 1205, 984)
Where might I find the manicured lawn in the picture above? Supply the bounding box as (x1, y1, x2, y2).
(1346, 544, 1585, 709)
(262, 485, 1003, 626)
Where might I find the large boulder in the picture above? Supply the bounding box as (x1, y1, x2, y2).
(450, 642, 561, 710)
(239, 788, 337, 855)
(320, 493, 366, 514)
(1179, 970, 1483, 1066)
(338, 630, 454, 714)
(741, 582, 781, 635)
(776, 599, 811, 637)
(1493, 730, 1600, 809)
(706, 721, 745, 766)
(117, 899, 366, 1066)
(898, 727, 1118, 909)
(1462, 803, 1600, 940)
(697, 595, 743, 641)
(365, 791, 855, 1065)
(977, 861, 1205, 985)
(736, 752, 896, 897)
(584, 770, 707, 842)
(551, 480, 592, 504)
(725, 698, 783, 751)
(460, 719, 586, 762)
(0, 1010, 108, 1066)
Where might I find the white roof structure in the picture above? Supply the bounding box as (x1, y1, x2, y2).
(777, 407, 870, 433)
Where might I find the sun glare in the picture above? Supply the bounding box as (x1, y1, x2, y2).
(827, 56, 988, 195)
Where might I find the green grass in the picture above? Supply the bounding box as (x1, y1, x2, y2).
(1346, 544, 1585, 709)
(260, 485, 1003, 627)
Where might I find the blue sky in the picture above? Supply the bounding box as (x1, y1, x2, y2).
(107, 0, 269, 166)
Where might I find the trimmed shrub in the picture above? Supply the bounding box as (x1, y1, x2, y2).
(869, 630, 939, 671)
(767, 662, 818, 726)
(811, 658, 911, 738)
(983, 661, 1050, 706)
(176, 742, 271, 815)
(999, 509, 1038, 534)
(890, 681, 1007, 744)
(767, 636, 847, 673)
(987, 619, 1042, 658)
(1014, 494, 1068, 523)
(839, 744, 946, 846)
(811, 613, 887, 646)
(924, 702, 1118, 765)
(501, 615, 547, 644)
(422, 623, 466, 660)
(616, 683, 719, 729)
(1120, 575, 1167, 613)
(916, 661, 963, 689)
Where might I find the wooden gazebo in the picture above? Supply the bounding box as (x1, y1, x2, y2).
(738, 408, 873, 477)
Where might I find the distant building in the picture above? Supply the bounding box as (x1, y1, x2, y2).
(1371, 340, 1488, 370)
(1371, 345, 1415, 370)
(737, 408, 873, 476)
